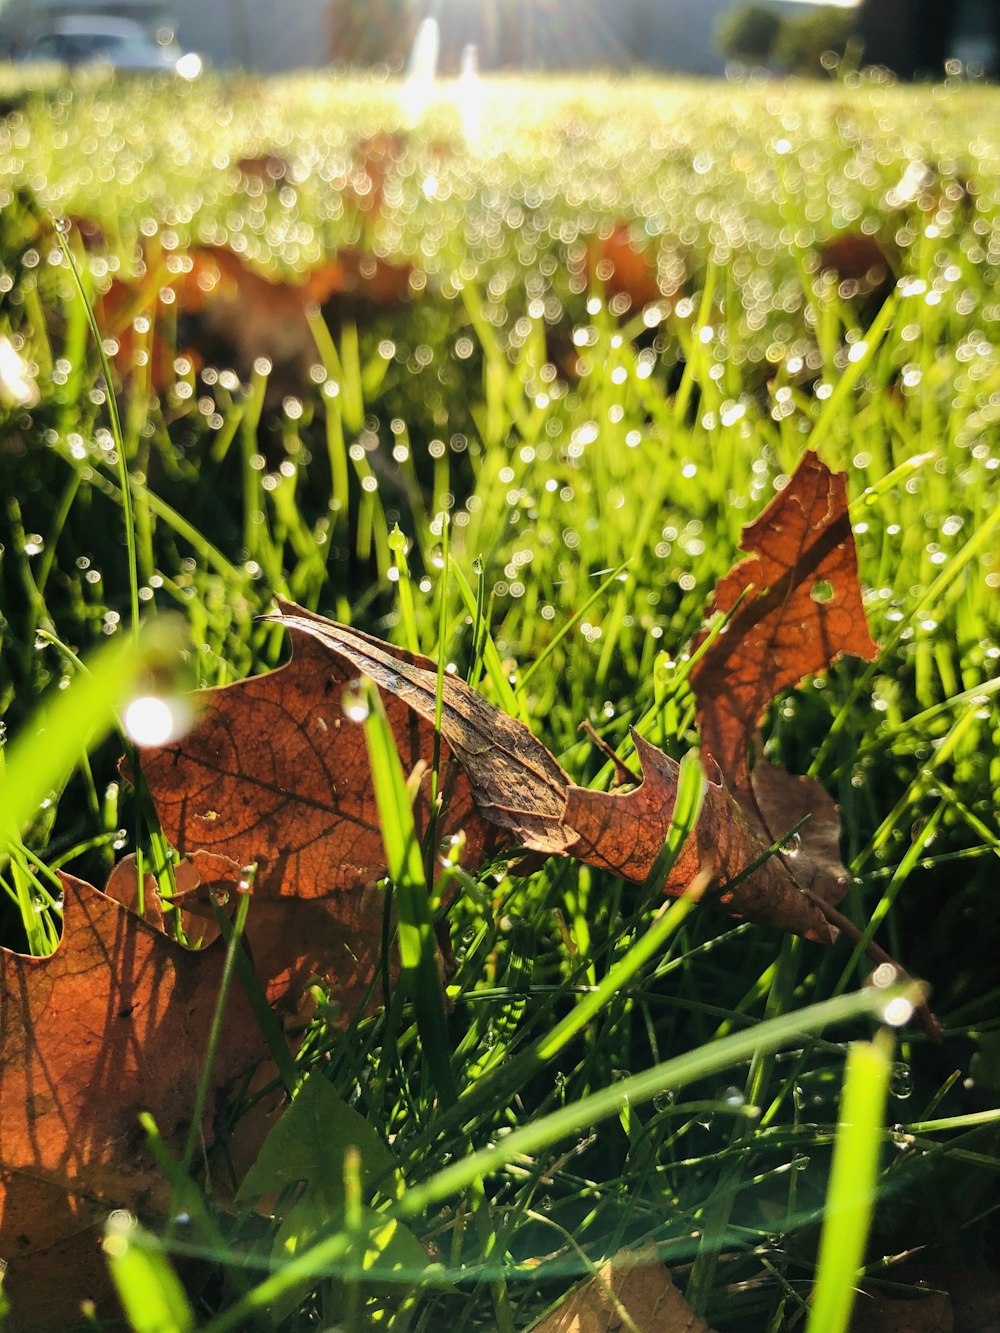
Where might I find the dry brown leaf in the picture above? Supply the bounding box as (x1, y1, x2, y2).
(748, 761, 851, 912)
(267, 601, 573, 852)
(850, 1287, 953, 1333)
(137, 624, 506, 1009)
(587, 223, 663, 310)
(558, 732, 838, 941)
(148, 602, 844, 944)
(689, 448, 878, 798)
(532, 1246, 717, 1333)
(0, 874, 264, 1328)
(137, 447, 881, 988)
(261, 611, 836, 935)
(95, 241, 412, 401)
(103, 848, 237, 944)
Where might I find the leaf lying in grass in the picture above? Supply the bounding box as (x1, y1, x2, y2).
(587, 222, 663, 310)
(532, 1245, 716, 1332)
(269, 606, 843, 941)
(559, 732, 838, 941)
(103, 849, 232, 945)
(689, 448, 878, 799)
(0, 874, 264, 1328)
(266, 601, 573, 851)
(135, 452, 874, 966)
(93, 238, 412, 400)
(137, 627, 506, 1008)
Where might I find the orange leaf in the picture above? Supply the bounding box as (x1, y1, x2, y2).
(138, 622, 507, 1009)
(532, 1245, 717, 1333)
(689, 449, 878, 797)
(0, 875, 264, 1327)
(559, 732, 840, 942)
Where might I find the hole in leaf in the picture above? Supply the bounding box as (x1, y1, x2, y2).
(810, 580, 835, 605)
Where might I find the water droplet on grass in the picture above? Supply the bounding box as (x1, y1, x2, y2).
(782, 832, 802, 859)
(890, 1062, 913, 1099)
(341, 681, 369, 723)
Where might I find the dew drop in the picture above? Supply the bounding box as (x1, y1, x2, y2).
(782, 832, 802, 859)
(890, 1062, 914, 1099)
(870, 962, 899, 988)
(438, 833, 464, 866)
(341, 680, 369, 723)
(881, 995, 915, 1028)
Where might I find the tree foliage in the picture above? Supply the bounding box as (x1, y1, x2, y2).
(715, 3, 783, 64)
(777, 5, 858, 74)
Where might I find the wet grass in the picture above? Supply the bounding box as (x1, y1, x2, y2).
(0, 69, 998, 1330)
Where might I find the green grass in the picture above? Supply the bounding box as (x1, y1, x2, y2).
(1, 67, 998, 1330)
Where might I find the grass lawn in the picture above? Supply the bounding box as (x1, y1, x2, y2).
(0, 69, 998, 1330)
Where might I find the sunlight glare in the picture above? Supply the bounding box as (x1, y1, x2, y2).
(401, 18, 440, 126)
(123, 695, 192, 747)
(458, 44, 482, 151)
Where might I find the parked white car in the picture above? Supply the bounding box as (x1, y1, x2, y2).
(17, 16, 203, 78)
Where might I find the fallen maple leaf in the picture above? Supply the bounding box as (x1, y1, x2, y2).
(94, 240, 412, 401)
(266, 603, 574, 852)
(586, 223, 663, 311)
(136, 452, 881, 985)
(0, 874, 264, 1329)
(558, 732, 839, 942)
(251, 606, 840, 941)
(137, 624, 506, 1008)
(531, 1245, 717, 1333)
(689, 449, 878, 799)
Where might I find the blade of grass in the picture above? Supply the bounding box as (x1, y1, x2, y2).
(103, 1211, 196, 1333)
(805, 1030, 892, 1333)
(362, 682, 456, 1106)
(200, 984, 906, 1333)
(0, 634, 147, 852)
(180, 889, 253, 1175)
(52, 218, 139, 641)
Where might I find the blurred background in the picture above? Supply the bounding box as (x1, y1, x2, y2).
(0, 0, 996, 82)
